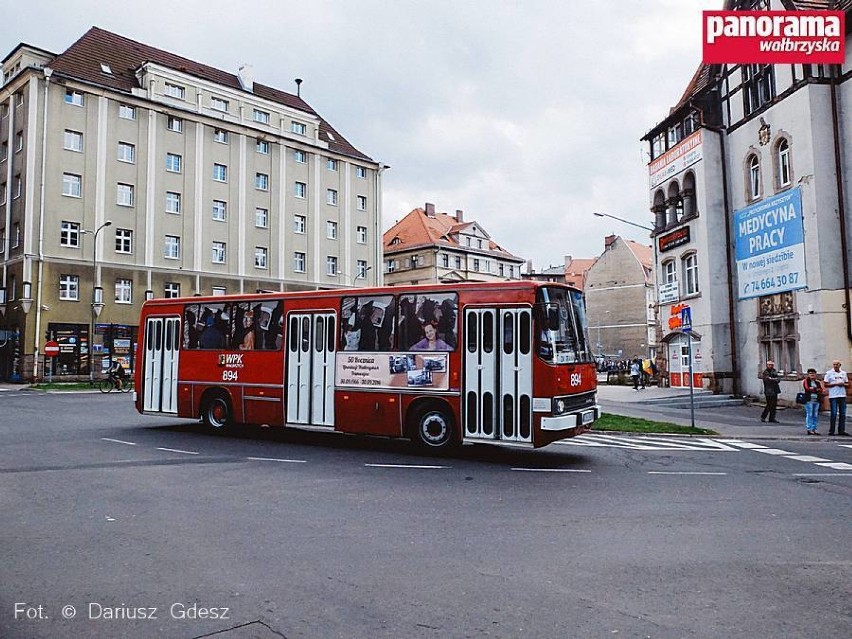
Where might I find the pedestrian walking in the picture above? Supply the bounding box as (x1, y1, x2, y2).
(630, 359, 641, 390)
(802, 368, 823, 435)
(823, 359, 849, 436)
(760, 360, 781, 423)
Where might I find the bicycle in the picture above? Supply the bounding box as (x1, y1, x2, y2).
(99, 374, 133, 393)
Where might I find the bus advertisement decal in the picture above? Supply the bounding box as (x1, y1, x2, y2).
(336, 353, 449, 390)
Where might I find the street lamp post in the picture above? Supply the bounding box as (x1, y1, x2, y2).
(83, 220, 112, 384)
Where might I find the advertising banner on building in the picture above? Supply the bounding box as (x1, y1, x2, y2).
(648, 131, 703, 189)
(734, 187, 806, 300)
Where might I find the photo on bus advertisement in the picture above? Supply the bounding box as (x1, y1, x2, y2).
(398, 292, 457, 351)
(340, 295, 396, 351)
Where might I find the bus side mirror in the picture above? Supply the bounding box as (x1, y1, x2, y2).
(547, 308, 559, 331)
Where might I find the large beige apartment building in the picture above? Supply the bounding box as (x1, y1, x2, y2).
(0, 27, 383, 381)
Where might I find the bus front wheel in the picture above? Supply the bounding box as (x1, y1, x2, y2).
(202, 393, 232, 433)
(411, 405, 456, 452)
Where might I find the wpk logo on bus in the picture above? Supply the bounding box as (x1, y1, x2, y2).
(703, 10, 845, 64)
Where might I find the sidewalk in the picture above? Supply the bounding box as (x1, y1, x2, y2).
(596, 383, 820, 439)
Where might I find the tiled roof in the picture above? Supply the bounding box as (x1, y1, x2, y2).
(48, 27, 372, 161)
(383, 207, 522, 260)
(564, 257, 596, 289)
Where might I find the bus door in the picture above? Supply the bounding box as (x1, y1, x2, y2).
(463, 308, 533, 443)
(142, 316, 180, 414)
(286, 312, 336, 427)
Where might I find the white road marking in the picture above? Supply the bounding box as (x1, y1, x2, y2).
(156, 447, 199, 455)
(511, 468, 591, 473)
(560, 434, 739, 451)
(718, 440, 767, 448)
(839, 444, 852, 450)
(753, 448, 794, 455)
(647, 471, 727, 476)
(101, 437, 137, 446)
(815, 462, 852, 470)
(247, 457, 307, 463)
(793, 473, 852, 477)
(786, 455, 830, 463)
(365, 463, 447, 469)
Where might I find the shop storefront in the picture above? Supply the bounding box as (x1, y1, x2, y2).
(666, 333, 702, 388)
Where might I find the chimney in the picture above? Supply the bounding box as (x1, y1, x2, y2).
(564, 255, 572, 270)
(238, 64, 254, 92)
(526, 259, 534, 274)
(605, 234, 617, 250)
(425, 202, 435, 217)
(455, 209, 464, 222)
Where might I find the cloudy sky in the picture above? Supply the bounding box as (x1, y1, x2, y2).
(5, 0, 720, 269)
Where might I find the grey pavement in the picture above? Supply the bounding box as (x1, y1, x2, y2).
(0, 381, 838, 440)
(595, 382, 829, 439)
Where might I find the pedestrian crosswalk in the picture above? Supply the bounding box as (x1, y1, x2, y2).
(557, 433, 741, 451)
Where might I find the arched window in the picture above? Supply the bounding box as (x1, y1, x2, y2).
(682, 252, 699, 296)
(747, 154, 761, 201)
(662, 259, 677, 285)
(652, 189, 666, 231)
(666, 182, 681, 226)
(776, 138, 791, 188)
(682, 171, 697, 218)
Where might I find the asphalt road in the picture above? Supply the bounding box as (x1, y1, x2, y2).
(1, 391, 850, 639)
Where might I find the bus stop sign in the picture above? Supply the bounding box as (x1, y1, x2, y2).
(44, 341, 60, 357)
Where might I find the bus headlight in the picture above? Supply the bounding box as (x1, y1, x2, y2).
(553, 398, 566, 415)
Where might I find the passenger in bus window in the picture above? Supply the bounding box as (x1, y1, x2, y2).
(238, 310, 256, 350)
(199, 314, 226, 349)
(411, 322, 451, 351)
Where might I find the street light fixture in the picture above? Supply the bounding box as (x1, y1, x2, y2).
(592, 211, 653, 232)
(83, 220, 112, 383)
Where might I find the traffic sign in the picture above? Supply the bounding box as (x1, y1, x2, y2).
(681, 306, 692, 332)
(44, 341, 60, 357)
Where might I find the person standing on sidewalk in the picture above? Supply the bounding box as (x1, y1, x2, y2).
(802, 368, 823, 435)
(630, 359, 641, 390)
(823, 359, 849, 436)
(760, 360, 781, 423)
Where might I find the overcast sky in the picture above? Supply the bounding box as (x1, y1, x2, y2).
(5, 0, 721, 269)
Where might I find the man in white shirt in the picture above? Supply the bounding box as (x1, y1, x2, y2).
(823, 360, 849, 436)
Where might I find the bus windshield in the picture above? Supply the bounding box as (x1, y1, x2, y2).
(536, 286, 592, 364)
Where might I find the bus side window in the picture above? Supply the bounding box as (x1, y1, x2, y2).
(502, 311, 513, 354)
(482, 311, 494, 353)
(519, 311, 530, 355)
(466, 313, 477, 352)
(289, 317, 299, 352)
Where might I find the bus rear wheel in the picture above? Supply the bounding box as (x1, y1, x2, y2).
(202, 393, 232, 433)
(411, 405, 456, 452)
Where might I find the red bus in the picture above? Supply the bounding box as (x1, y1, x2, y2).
(134, 281, 599, 451)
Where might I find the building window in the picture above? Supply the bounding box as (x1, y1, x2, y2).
(326, 189, 338, 206)
(211, 96, 229, 112)
(117, 141, 136, 163)
(60, 221, 81, 248)
(213, 163, 228, 182)
(212, 241, 226, 264)
(758, 292, 799, 375)
(291, 121, 306, 136)
(167, 116, 183, 133)
(326, 256, 338, 276)
(499, 263, 505, 276)
(255, 246, 268, 269)
(212, 200, 227, 221)
(473, 258, 480, 272)
(1, 141, 7, 161)
(357, 260, 368, 279)
(682, 253, 699, 296)
(294, 150, 307, 163)
(442, 254, 449, 268)
(356, 226, 367, 244)
(13, 176, 21, 198)
(115, 278, 132, 303)
(327, 158, 338, 171)
(776, 139, 791, 188)
(11, 223, 19, 247)
(742, 64, 775, 116)
(357, 195, 367, 211)
(59, 274, 80, 301)
(166, 191, 182, 214)
(255, 172, 269, 191)
(255, 207, 268, 228)
(386, 259, 396, 273)
(747, 154, 761, 201)
(327, 221, 338, 239)
(295, 181, 307, 198)
(356, 166, 366, 179)
(213, 128, 229, 144)
(256, 139, 270, 154)
(117, 183, 134, 207)
(294, 215, 306, 233)
(164, 235, 181, 259)
(294, 252, 306, 272)
(662, 259, 677, 284)
(410, 255, 420, 268)
(115, 228, 133, 254)
(64, 130, 83, 152)
(166, 153, 182, 173)
(253, 109, 270, 124)
(455, 256, 462, 268)
(119, 104, 136, 120)
(65, 90, 84, 106)
(164, 282, 180, 298)
(211, 286, 226, 296)
(165, 83, 186, 100)
(0, 182, 5, 200)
